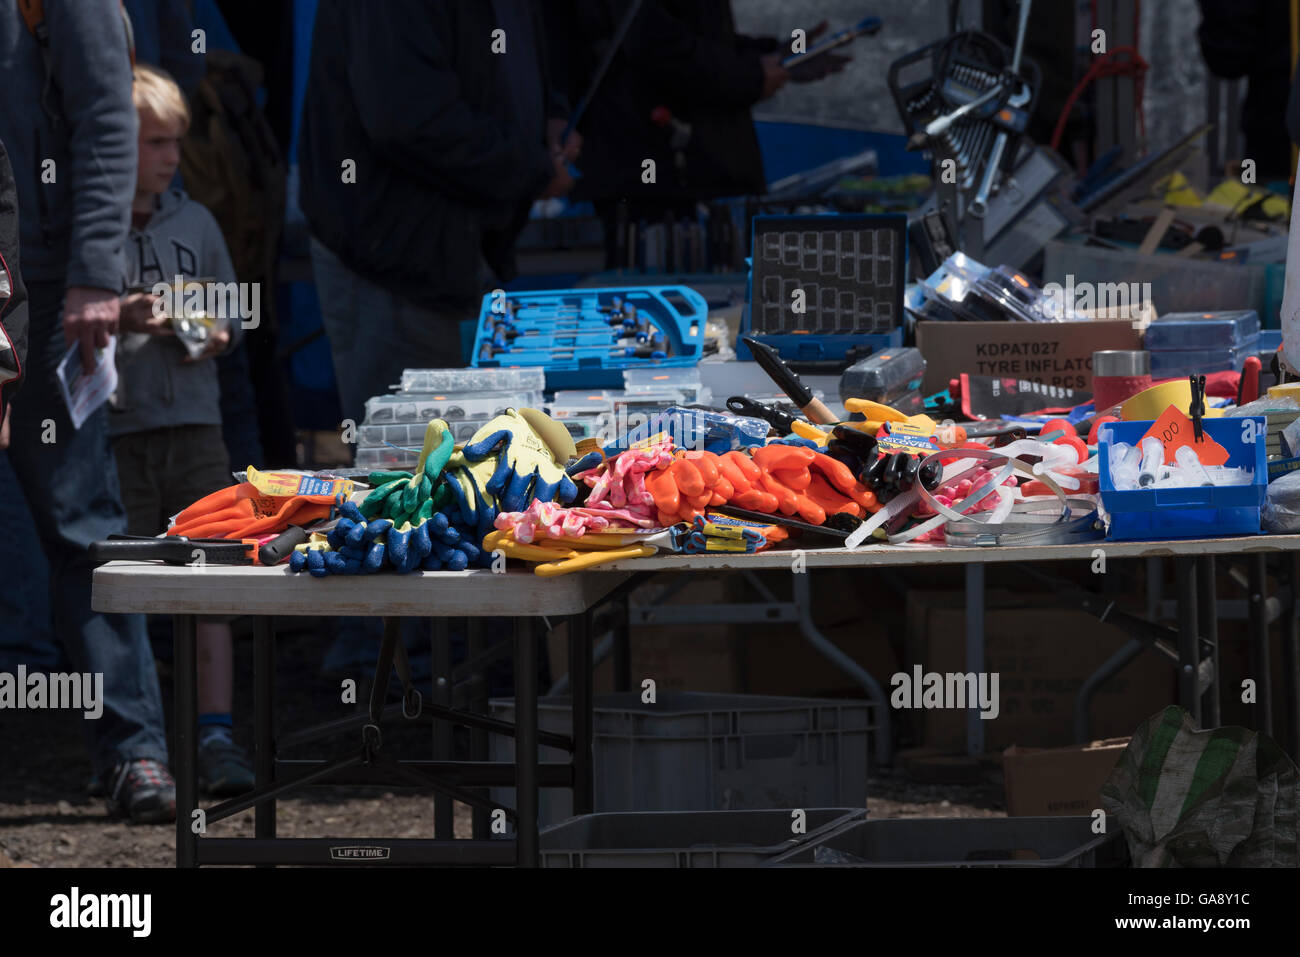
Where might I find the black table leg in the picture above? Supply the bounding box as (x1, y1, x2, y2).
(1197, 556, 1220, 727)
(611, 597, 631, 693)
(1247, 555, 1273, 736)
(515, 618, 539, 867)
(431, 618, 453, 839)
(467, 618, 490, 840)
(173, 614, 198, 868)
(569, 611, 594, 815)
(1282, 554, 1300, 761)
(253, 616, 276, 855)
(1174, 557, 1201, 724)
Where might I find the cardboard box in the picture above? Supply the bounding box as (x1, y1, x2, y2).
(916, 319, 1143, 394)
(1003, 738, 1130, 817)
(905, 590, 1174, 751)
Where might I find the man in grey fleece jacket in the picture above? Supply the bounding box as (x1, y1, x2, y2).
(0, 0, 175, 822)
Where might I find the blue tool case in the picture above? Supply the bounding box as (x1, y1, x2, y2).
(470, 286, 707, 389)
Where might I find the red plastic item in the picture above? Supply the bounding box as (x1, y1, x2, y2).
(1088, 415, 1120, 445)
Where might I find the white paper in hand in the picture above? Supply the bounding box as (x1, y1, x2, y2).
(56, 337, 118, 429)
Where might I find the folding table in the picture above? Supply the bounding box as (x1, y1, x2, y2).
(92, 562, 632, 867)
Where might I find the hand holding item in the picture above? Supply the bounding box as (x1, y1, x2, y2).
(759, 54, 789, 100)
(180, 327, 230, 363)
(547, 117, 582, 163)
(63, 286, 120, 372)
(540, 152, 576, 199)
(119, 292, 172, 336)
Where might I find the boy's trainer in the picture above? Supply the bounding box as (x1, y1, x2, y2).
(105, 759, 177, 824)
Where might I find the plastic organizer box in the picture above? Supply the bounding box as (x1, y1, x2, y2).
(1144, 310, 1260, 350)
(363, 391, 542, 424)
(1098, 417, 1267, 540)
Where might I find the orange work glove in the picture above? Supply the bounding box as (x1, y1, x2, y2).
(167, 483, 335, 540)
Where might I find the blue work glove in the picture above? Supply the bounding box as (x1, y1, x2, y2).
(460, 408, 580, 513)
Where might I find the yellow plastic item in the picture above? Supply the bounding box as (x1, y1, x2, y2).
(482, 528, 661, 576)
(1120, 380, 1226, 421)
(1268, 382, 1300, 402)
(843, 397, 937, 435)
(1159, 171, 1203, 207)
(789, 420, 829, 445)
(1204, 179, 1290, 220)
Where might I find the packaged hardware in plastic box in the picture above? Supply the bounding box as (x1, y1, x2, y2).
(547, 391, 616, 418)
(354, 445, 420, 471)
(399, 367, 546, 394)
(839, 347, 926, 406)
(558, 414, 613, 443)
(622, 367, 708, 403)
(364, 390, 543, 424)
(1148, 338, 1259, 377)
(1142, 310, 1260, 351)
(603, 405, 768, 455)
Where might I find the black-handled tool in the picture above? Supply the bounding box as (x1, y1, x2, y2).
(742, 336, 837, 424)
(711, 505, 850, 541)
(258, 526, 311, 567)
(257, 516, 343, 566)
(89, 535, 256, 566)
(726, 396, 798, 435)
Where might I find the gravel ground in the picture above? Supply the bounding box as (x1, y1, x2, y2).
(1, 616, 1001, 868)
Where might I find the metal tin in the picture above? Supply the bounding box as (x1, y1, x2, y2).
(1092, 350, 1150, 377)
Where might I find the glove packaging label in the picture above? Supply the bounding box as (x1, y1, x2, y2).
(247, 467, 354, 499)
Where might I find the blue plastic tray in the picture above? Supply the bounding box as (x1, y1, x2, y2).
(471, 286, 706, 389)
(1098, 417, 1267, 540)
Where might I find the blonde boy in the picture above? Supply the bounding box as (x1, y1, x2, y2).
(111, 63, 252, 797)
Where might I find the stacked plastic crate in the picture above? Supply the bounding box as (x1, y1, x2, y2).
(1145, 310, 1260, 378)
(353, 368, 545, 472)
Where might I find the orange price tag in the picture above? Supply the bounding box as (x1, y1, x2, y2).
(1139, 405, 1229, 466)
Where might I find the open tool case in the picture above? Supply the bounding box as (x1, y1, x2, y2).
(737, 214, 906, 364)
(470, 286, 707, 389)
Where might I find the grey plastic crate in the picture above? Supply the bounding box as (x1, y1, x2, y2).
(768, 816, 1128, 868)
(490, 692, 873, 827)
(1043, 241, 1269, 317)
(539, 807, 867, 868)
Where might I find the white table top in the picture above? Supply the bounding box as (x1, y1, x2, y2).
(92, 534, 1300, 616)
(91, 562, 632, 617)
(588, 533, 1300, 572)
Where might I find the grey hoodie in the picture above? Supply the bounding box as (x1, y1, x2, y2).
(110, 188, 241, 437)
(0, 0, 136, 293)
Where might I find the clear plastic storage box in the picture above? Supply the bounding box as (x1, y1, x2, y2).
(1145, 310, 1260, 350)
(1148, 338, 1259, 377)
(363, 391, 542, 424)
(399, 367, 545, 394)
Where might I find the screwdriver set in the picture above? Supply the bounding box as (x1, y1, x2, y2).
(470, 285, 707, 389)
(739, 213, 907, 365)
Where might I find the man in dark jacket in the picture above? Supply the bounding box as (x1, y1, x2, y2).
(1198, 0, 1294, 180)
(565, 0, 788, 208)
(1, 139, 26, 446)
(558, 1, 845, 267)
(0, 0, 175, 822)
(299, 0, 575, 429)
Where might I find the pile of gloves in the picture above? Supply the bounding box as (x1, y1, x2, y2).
(289, 408, 580, 575)
(290, 500, 482, 575)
